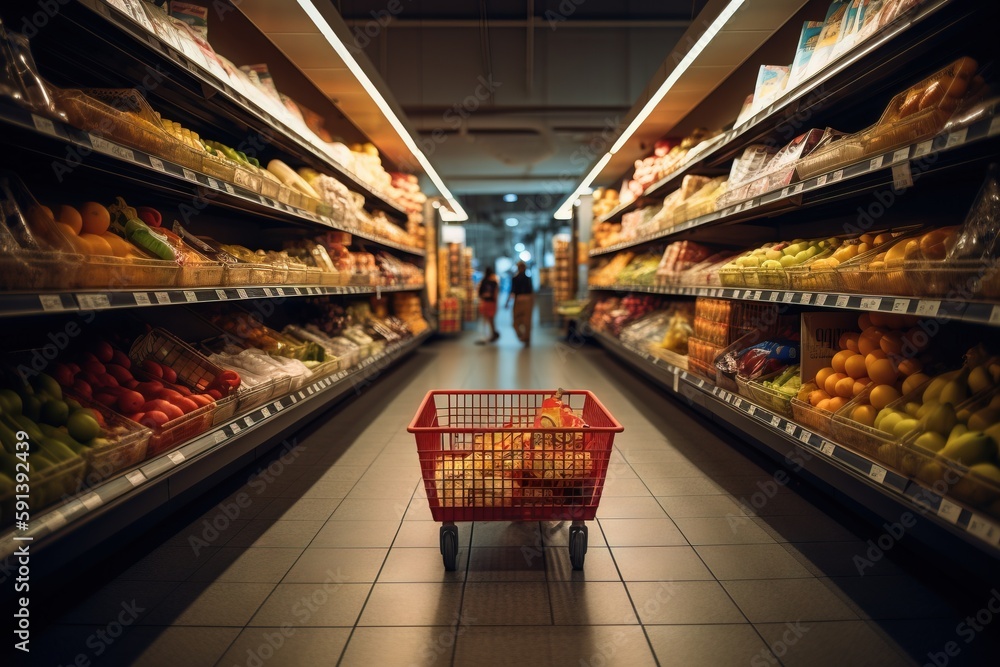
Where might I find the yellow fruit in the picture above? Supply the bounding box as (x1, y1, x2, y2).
(859, 233, 875, 246)
(845, 354, 868, 379)
(893, 418, 920, 439)
(825, 373, 848, 398)
(852, 404, 877, 427)
(79, 233, 114, 256)
(879, 411, 904, 434)
(921, 403, 957, 436)
(904, 401, 921, 417)
(815, 368, 835, 391)
(913, 431, 947, 454)
(902, 373, 930, 396)
(80, 202, 111, 235)
(873, 232, 893, 246)
(853, 380, 869, 396)
(917, 400, 940, 420)
(897, 358, 923, 376)
(858, 314, 873, 331)
(56, 205, 83, 234)
(939, 432, 997, 466)
(817, 398, 832, 412)
(831, 350, 853, 374)
(870, 384, 901, 410)
(827, 396, 848, 412)
(968, 407, 1000, 432)
(54, 223, 89, 254)
(809, 389, 831, 407)
(101, 233, 137, 258)
(968, 366, 994, 395)
(939, 379, 969, 406)
(868, 358, 899, 386)
(835, 376, 856, 398)
(865, 350, 888, 368)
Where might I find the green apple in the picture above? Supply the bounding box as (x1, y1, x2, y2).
(760, 259, 783, 269)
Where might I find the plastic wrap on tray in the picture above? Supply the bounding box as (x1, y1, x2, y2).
(0, 27, 65, 121)
(794, 131, 863, 180)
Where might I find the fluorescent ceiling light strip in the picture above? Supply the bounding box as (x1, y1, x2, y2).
(555, 153, 612, 218)
(609, 0, 748, 155)
(296, 0, 467, 220)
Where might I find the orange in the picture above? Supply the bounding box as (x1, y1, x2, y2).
(897, 358, 923, 376)
(853, 379, 870, 396)
(858, 314, 873, 331)
(868, 358, 899, 386)
(809, 389, 831, 407)
(852, 404, 877, 426)
(831, 350, 853, 374)
(80, 202, 111, 235)
(839, 332, 860, 353)
(79, 232, 114, 256)
(815, 367, 835, 390)
(870, 384, 902, 410)
(902, 372, 931, 395)
(859, 233, 875, 246)
(102, 233, 136, 258)
(880, 332, 904, 356)
(858, 328, 886, 355)
(817, 398, 832, 412)
(54, 223, 89, 254)
(827, 396, 848, 412)
(865, 350, 887, 368)
(825, 372, 848, 397)
(845, 354, 868, 379)
(56, 205, 83, 234)
(835, 376, 856, 398)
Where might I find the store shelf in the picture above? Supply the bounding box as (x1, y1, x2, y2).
(0, 101, 425, 257)
(593, 330, 1000, 555)
(0, 283, 426, 318)
(74, 0, 409, 222)
(596, 0, 963, 224)
(588, 284, 1000, 328)
(590, 113, 1000, 257)
(0, 329, 432, 561)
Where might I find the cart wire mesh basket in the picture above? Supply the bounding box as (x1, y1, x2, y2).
(408, 389, 623, 570)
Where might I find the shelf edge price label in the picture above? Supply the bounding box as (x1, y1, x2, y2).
(276, 287, 285, 296)
(148, 156, 165, 172)
(273, 401, 283, 411)
(990, 305, 1000, 325)
(967, 515, 1000, 544)
(78, 293, 110, 310)
(133, 292, 151, 306)
(770, 415, 781, 428)
(167, 451, 185, 464)
(814, 293, 828, 306)
(820, 441, 836, 456)
(154, 291, 170, 304)
(835, 295, 850, 308)
(869, 155, 884, 170)
(798, 429, 812, 444)
(892, 162, 914, 190)
(891, 298, 910, 313)
(800, 293, 812, 305)
(831, 169, 843, 182)
(45, 511, 68, 531)
(915, 300, 940, 317)
(39, 294, 65, 311)
(125, 470, 147, 487)
(769, 291, 779, 302)
(913, 140, 933, 157)
(816, 174, 827, 186)
(936, 498, 961, 524)
(244, 416, 254, 427)
(990, 115, 1000, 138)
(753, 291, 762, 300)
(80, 493, 103, 511)
(215, 289, 227, 300)
(782, 292, 794, 303)
(230, 421, 241, 434)
(90, 135, 135, 163)
(261, 407, 271, 418)
(785, 422, 797, 436)
(183, 290, 197, 303)
(860, 297, 881, 310)
(944, 128, 968, 149)
(868, 464, 888, 484)
(213, 431, 227, 444)
(748, 405, 756, 416)
(31, 114, 58, 137)
(181, 167, 198, 182)
(890, 148, 910, 165)
(672, 371, 679, 392)
(237, 288, 248, 299)
(263, 287, 274, 297)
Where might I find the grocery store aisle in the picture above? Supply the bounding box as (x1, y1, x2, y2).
(31, 327, 1000, 667)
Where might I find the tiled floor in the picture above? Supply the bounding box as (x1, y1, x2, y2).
(32, 319, 1000, 666)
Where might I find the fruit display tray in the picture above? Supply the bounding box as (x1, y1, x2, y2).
(902, 259, 1000, 299)
(177, 262, 225, 288)
(73, 395, 152, 485)
(738, 371, 795, 417)
(75, 255, 180, 290)
(0, 251, 81, 291)
(790, 383, 835, 436)
(0, 457, 86, 527)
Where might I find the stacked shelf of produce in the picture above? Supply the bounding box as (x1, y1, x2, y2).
(553, 235, 574, 310)
(461, 248, 476, 323)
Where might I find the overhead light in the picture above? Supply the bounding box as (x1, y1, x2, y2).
(553, 0, 748, 216)
(295, 0, 468, 220)
(503, 194, 518, 203)
(505, 217, 519, 227)
(514, 242, 525, 253)
(519, 250, 532, 262)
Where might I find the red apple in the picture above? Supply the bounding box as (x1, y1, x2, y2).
(171, 396, 199, 414)
(94, 341, 114, 364)
(111, 350, 131, 369)
(156, 388, 183, 402)
(135, 381, 163, 397)
(94, 392, 117, 407)
(99, 373, 119, 387)
(141, 359, 163, 379)
(173, 385, 192, 396)
(161, 366, 177, 383)
(117, 390, 145, 413)
(125, 412, 145, 423)
(188, 394, 213, 407)
(206, 389, 223, 400)
(72, 379, 92, 399)
(124, 379, 139, 390)
(140, 410, 169, 428)
(142, 399, 182, 421)
(105, 364, 133, 385)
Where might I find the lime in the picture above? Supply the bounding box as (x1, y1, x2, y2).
(41, 400, 70, 427)
(67, 410, 101, 442)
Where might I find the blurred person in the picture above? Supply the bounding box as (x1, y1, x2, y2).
(506, 261, 533, 346)
(475, 267, 500, 344)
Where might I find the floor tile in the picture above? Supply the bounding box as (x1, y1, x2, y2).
(548, 581, 638, 625)
(454, 625, 657, 666)
(695, 544, 814, 580)
(340, 626, 454, 667)
(227, 520, 325, 548)
(56, 580, 177, 625)
(826, 577, 958, 620)
(596, 496, 668, 519)
(281, 548, 387, 583)
(739, 492, 822, 516)
(347, 477, 421, 499)
(117, 546, 218, 582)
(466, 546, 547, 581)
(630, 460, 707, 478)
(646, 624, 777, 667)
(657, 494, 751, 518)
(613, 546, 714, 581)
(723, 578, 860, 622)
(461, 582, 552, 625)
(110, 626, 240, 667)
(402, 501, 436, 521)
(626, 581, 746, 624)
(310, 519, 401, 548)
(539, 521, 609, 548)
(545, 546, 622, 581)
(248, 583, 371, 626)
(291, 479, 357, 498)
(755, 620, 911, 666)
(599, 477, 654, 497)
(674, 516, 777, 545)
(642, 476, 726, 496)
(877, 619, 1000, 667)
(752, 515, 859, 543)
(140, 582, 274, 626)
(598, 518, 688, 547)
(394, 521, 473, 548)
(218, 627, 351, 667)
(329, 497, 409, 521)
(189, 547, 302, 583)
(254, 497, 341, 522)
(378, 547, 469, 582)
(470, 520, 543, 548)
(779, 541, 905, 578)
(357, 583, 464, 626)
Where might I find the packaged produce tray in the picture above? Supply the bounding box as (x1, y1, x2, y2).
(259, 177, 281, 200)
(718, 266, 746, 288)
(235, 377, 276, 412)
(200, 154, 238, 184)
(177, 262, 224, 288)
(647, 345, 688, 371)
(73, 397, 152, 485)
(233, 166, 263, 194)
(0, 456, 86, 526)
(790, 383, 834, 436)
(902, 259, 1000, 299)
(738, 371, 795, 417)
(75, 255, 180, 289)
(0, 251, 81, 291)
(794, 133, 865, 181)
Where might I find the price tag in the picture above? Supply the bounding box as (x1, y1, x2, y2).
(990, 305, 1000, 325)
(183, 290, 197, 303)
(230, 422, 241, 434)
(816, 174, 828, 186)
(785, 422, 797, 436)
(799, 429, 813, 444)
(672, 371, 679, 392)
(31, 114, 58, 137)
(734, 397, 743, 408)
(78, 293, 110, 310)
(154, 291, 170, 304)
(967, 515, 1000, 544)
(770, 415, 781, 427)
(237, 289, 248, 299)
(860, 297, 881, 310)
(132, 292, 151, 306)
(800, 293, 812, 305)
(298, 391, 305, 399)
(205, 178, 219, 190)
(782, 292, 794, 303)
(915, 300, 940, 317)
(869, 156, 884, 170)
(244, 416, 254, 427)
(215, 289, 227, 300)
(748, 405, 757, 416)
(224, 183, 235, 194)
(148, 156, 165, 172)
(913, 140, 933, 157)
(868, 464, 888, 484)
(821, 441, 836, 456)
(291, 394, 298, 403)
(81, 493, 103, 511)
(831, 169, 843, 182)
(167, 451, 185, 464)
(39, 294, 65, 311)
(263, 288, 274, 297)
(814, 293, 828, 306)
(892, 162, 914, 190)
(273, 401, 283, 411)
(261, 407, 271, 418)
(213, 431, 227, 444)
(181, 168, 198, 182)
(307, 386, 314, 395)
(276, 288, 285, 296)
(891, 298, 910, 313)
(835, 295, 850, 308)
(754, 291, 762, 300)
(90, 135, 135, 162)
(125, 470, 147, 487)
(891, 148, 910, 165)
(944, 128, 968, 149)
(769, 291, 779, 302)
(936, 498, 962, 524)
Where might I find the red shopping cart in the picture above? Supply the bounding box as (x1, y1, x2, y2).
(408, 389, 624, 570)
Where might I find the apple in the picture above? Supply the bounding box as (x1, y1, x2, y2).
(94, 392, 117, 407)
(52, 363, 75, 387)
(125, 412, 145, 423)
(111, 350, 131, 369)
(161, 366, 178, 383)
(99, 373, 119, 387)
(142, 360, 164, 379)
(83, 359, 106, 376)
(142, 399, 182, 420)
(105, 364, 133, 385)
(140, 410, 169, 428)
(94, 341, 114, 364)
(157, 388, 183, 401)
(206, 389, 223, 400)
(117, 390, 145, 413)
(171, 396, 199, 413)
(173, 385, 192, 396)
(135, 381, 163, 397)
(72, 379, 92, 398)
(189, 394, 213, 407)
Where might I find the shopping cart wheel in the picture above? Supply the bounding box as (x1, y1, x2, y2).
(440, 524, 459, 571)
(569, 524, 588, 570)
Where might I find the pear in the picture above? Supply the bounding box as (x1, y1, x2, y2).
(951, 463, 1000, 506)
(968, 407, 1000, 432)
(904, 401, 922, 417)
(939, 378, 969, 406)
(948, 423, 968, 445)
(920, 403, 957, 436)
(984, 422, 1000, 447)
(764, 249, 783, 261)
(938, 432, 998, 466)
(916, 400, 941, 420)
(761, 259, 783, 269)
(967, 366, 994, 394)
(923, 369, 965, 403)
(893, 418, 920, 440)
(913, 431, 947, 454)
(879, 411, 905, 435)
(918, 460, 946, 485)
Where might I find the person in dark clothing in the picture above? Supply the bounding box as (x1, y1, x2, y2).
(506, 261, 533, 346)
(476, 267, 500, 344)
